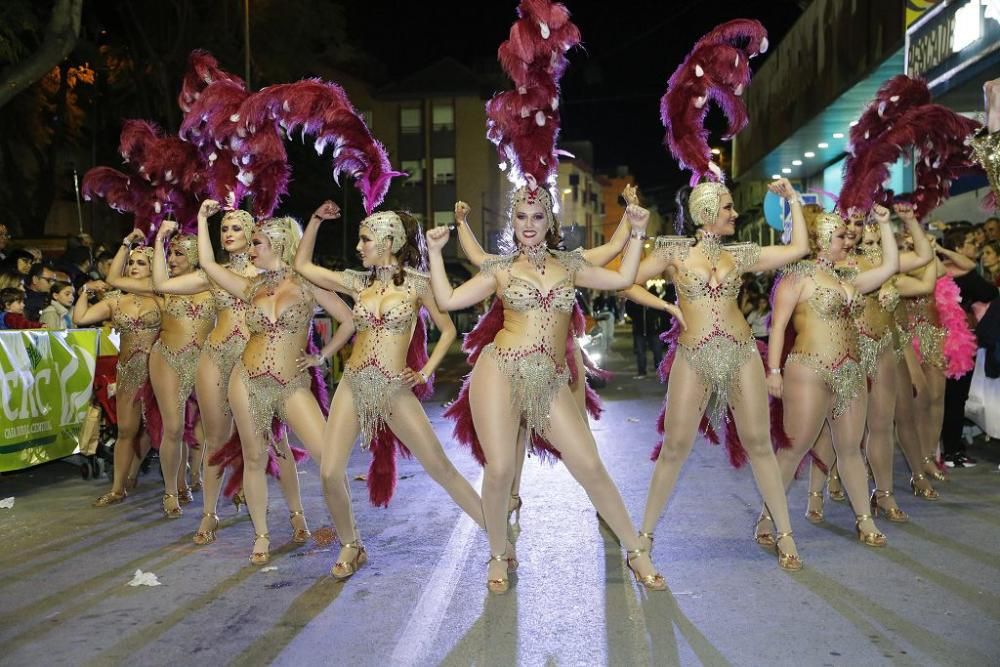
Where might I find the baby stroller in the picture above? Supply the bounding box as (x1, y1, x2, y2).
(77, 354, 118, 479)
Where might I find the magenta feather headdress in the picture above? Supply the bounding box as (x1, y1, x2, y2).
(838, 75, 981, 220)
(233, 78, 402, 215)
(81, 166, 158, 233)
(178, 49, 245, 114)
(660, 19, 768, 185)
(485, 0, 581, 190)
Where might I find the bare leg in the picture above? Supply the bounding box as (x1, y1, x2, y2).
(149, 349, 185, 515)
(315, 382, 364, 572)
(916, 365, 946, 473)
(227, 368, 273, 559)
(387, 392, 485, 527)
(189, 419, 205, 489)
(127, 432, 152, 484)
(641, 356, 709, 539)
(806, 425, 834, 521)
(193, 356, 233, 540)
(469, 355, 522, 588)
(272, 434, 309, 537)
(829, 390, 885, 543)
(94, 390, 142, 502)
(867, 349, 905, 517)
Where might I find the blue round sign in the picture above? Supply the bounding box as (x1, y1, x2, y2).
(763, 190, 786, 231)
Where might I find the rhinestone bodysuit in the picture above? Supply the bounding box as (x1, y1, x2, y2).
(970, 129, 1000, 202)
(198, 254, 255, 416)
(845, 250, 897, 381)
(906, 293, 947, 371)
(782, 261, 865, 419)
(477, 248, 585, 440)
(106, 291, 162, 400)
(151, 288, 216, 420)
(237, 268, 315, 450)
(654, 236, 761, 424)
(341, 267, 430, 449)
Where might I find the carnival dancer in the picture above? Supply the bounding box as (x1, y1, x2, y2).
(196, 199, 354, 565)
(153, 211, 315, 546)
(802, 202, 932, 523)
(765, 205, 899, 547)
(76, 243, 161, 507)
(293, 201, 492, 579)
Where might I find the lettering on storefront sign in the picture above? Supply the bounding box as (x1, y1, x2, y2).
(908, 14, 955, 78)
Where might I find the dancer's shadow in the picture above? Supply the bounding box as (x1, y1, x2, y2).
(438, 588, 519, 667)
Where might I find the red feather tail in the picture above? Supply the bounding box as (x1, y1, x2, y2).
(307, 321, 330, 418)
(366, 426, 413, 507)
(443, 374, 487, 466)
(408, 309, 434, 401)
(139, 381, 163, 451)
(461, 299, 505, 364)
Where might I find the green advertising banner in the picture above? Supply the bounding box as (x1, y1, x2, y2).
(0, 329, 98, 472)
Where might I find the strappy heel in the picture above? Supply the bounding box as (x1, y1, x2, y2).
(331, 541, 368, 580)
(922, 455, 947, 482)
(625, 548, 666, 591)
(508, 494, 523, 523)
(638, 531, 655, 553)
(910, 473, 940, 501)
(870, 489, 908, 523)
(249, 533, 270, 565)
(855, 514, 887, 548)
(193, 513, 219, 545)
(162, 493, 183, 519)
(805, 491, 824, 524)
(289, 511, 312, 544)
(233, 490, 246, 512)
(774, 532, 803, 571)
(93, 489, 127, 508)
(827, 472, 846, 502)
(754, 511, 776, 548)
(486, 554, 510, 594)
(177, 485, 194, 505)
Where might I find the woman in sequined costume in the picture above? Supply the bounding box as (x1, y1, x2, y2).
(77, 244, 161, 506)
(765, 205, 899, 547)
(622, 178, 808, 570)
(449, 187, 650, 524)
(196, 199, 355, 565)
(294, 202, 490, 579)
(803, 203, 933, 524)
(153, 212, 314, 546)
(108, 228, 214, 517)
(428, 180, 667, 593)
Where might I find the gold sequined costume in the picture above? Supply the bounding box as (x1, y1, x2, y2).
(970, 129, 1000, 201)
(476, 248, 585, 440)
(782, 261, 866, 419)
(236, 268, 316, 450)
(906, 294, 947, 371)
(153, 291, 216, 418)
(198, 255, 253, 416)
(340, 267, 430, 449)
(653, 235, 761, 422)
(851, 246, 900, 381)
(105, 290, 162, 399)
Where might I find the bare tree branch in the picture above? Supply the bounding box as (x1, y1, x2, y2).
(0, 0, 84, 109)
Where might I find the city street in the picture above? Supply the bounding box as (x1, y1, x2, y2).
(1, 329, 998, 666)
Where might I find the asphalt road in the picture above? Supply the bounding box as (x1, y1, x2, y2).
(1, 327, 998, 666)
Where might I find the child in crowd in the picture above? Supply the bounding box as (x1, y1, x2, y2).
(0, 287, 43, 329)
(39, 281, 75, 330)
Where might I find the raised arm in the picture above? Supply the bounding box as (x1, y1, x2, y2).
(582, 184, 639, 267)
(854, 206, 899, 294)
(293, 200, 354, 294)
(106, 229, 156, 295)
(765, 275, 803, 399)
(72, 287, 112, 326)
(895, 259, 937, 297)
(426, 226, 496, 311)
(894, 203, 933, 274)
(749, 179, 809, 273)
(152, 220, 210, 295)
(576, 203, 649, 290)
(197, 199, 252, 299)
(935, 243, 976, 273)
(453, 201, 489, 267)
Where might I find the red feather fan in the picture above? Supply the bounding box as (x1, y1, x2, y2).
(177, 49, 245, 114)
(660, 19, 768, 185)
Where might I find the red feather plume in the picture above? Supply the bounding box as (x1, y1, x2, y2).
(178, 49, 245, 114)
(660, 19, 768, 185)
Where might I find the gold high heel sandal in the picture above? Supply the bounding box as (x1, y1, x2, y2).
(193, 513, 219, 545)
(331, 541, 368, 580)
(827, 473, 846, 502)
(910, 473, 940, 500)
(289, 511, 312, 544)
(177, 485, 194, 505)
(233, 490, 246, 512)
(855, 514, 887, 548)
(625, 548, 666, 591)
(486, 554, 511, 594)
(805, 491, 824, 524)
(93, 489, 127, 508)
(870, 489, 909, 523)
(249, 533, 270, 565)
(638, 531, 655, 553)
(922, 456, 947, 482)
(774, 532, 803, 571)
(754, 511, 776, 548)
(162, 493, 183, 519)
(508, 494, 523, 523)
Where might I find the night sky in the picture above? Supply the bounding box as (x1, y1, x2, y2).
(348, 0, 804, 206)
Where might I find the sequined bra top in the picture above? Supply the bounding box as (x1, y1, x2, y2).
(654, 237, 761, 302)
(106, 291, 161, 357)
(344, 268, 429, 335)
(783, 261, 860, 361)
(245, 270, 315, 338)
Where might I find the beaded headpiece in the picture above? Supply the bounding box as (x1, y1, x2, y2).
(812, 212, 844, 252)
(361, 211, 406, 254)
(688, 182, 730, 227)
(169, 233, 199, 268)
(221, 209, 255, 248)
(129, 246, 155, 263)
(512, 185, 556, 232)
(257, 216, 301, 265)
